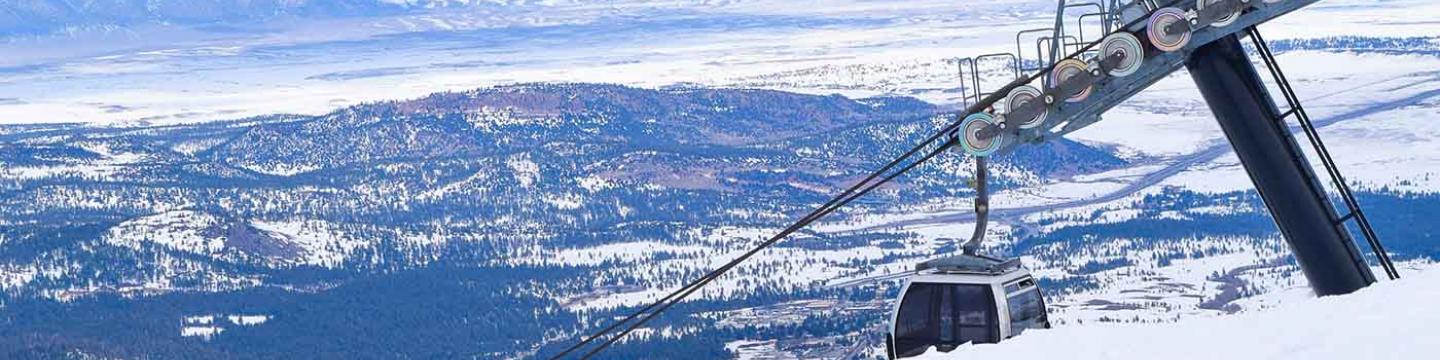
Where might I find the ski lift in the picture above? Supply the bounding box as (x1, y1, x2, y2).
(877, 4, 1173, 356)
(883, 254, 1050, 359)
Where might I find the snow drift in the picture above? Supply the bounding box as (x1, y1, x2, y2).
(917, 263, 1440, 359)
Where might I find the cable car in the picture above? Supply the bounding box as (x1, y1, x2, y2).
(880, 133, 1050, 359)
(883, 254, 1050, 359)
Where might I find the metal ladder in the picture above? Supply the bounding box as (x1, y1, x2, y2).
(1246, 27, 1401, 280)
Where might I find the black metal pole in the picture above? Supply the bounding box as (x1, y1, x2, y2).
(1185, 35, 1376, 296)
(963, 157, 989, 255)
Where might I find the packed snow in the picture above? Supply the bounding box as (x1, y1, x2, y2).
(911, 262, 1440, 359)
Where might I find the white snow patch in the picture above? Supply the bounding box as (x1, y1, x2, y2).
(577, 175, 616, 192)
(0, 264, 38, 291)
(249, 219, 363, 267)
(543, 193, 586, 210)
(227, 314, 270, 326)
(104, 210, 227, 254)
(507, 154, 540, 187)
(246, 163, 322, 177)
(181, 326, 224, 340)
(183, 315, 215, 325)
(545, 241, 709, 267)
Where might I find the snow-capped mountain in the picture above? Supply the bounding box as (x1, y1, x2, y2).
(0, 83, 1117, 299)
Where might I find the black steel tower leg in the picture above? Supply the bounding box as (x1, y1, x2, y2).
(1185, 35, 1376, 296)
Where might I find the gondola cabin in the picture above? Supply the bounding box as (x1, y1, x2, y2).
(884, 255, 1050, 359)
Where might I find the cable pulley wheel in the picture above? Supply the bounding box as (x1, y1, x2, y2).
(959, 113, 1004, 157)
(1197, 0, 1241, 27)
(1004, 85, 1047, 129)
(1050, 59, 1093, 103)
(1147, 7, 1192, 52)
(1100, 32, 1144, 77)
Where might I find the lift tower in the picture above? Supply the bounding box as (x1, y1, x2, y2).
(1186, 35, 1375, 295)
(557, 2, 1405, 357)
(944, 0, 1401, 296)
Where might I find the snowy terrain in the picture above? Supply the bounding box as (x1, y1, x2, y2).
(1, 0, 1435, 126)
(913, 261, 1440, 360)
(0, 0, 1438, 358)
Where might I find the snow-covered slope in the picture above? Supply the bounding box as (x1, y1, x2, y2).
(914, 262, 1440, 359)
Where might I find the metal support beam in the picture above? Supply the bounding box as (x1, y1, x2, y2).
(1185, 35, 1376, 296)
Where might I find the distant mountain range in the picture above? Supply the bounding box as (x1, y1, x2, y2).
(2, 81, 1436, 358)
(0, 83, 1134, 357)
(0, 83, 1122, 301)
(0, 0, 749, 37)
